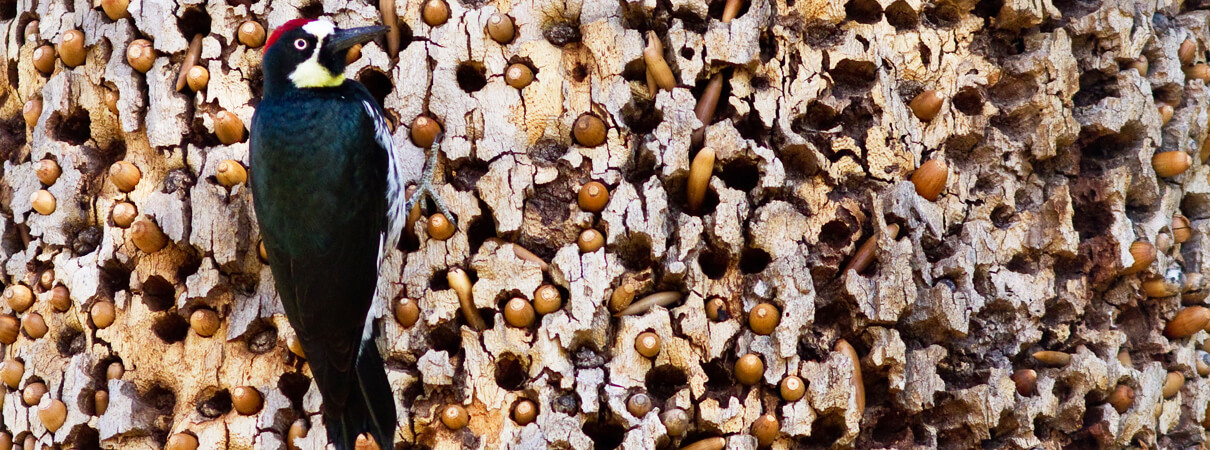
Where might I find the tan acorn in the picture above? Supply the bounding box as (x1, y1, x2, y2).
(748, 303, 779, 335)
(23, 20, 39, 42)
(660, 408, 690, 437)
(577, 229, 605, 253)
(109, 161, 141, 192)
(395, 297, 420, 328)
(614, 291, 681, 317)
(165, 433, 198, 450)
(780, 375, 805, 401)
(512, 399, 537, 425)
(427, 213, 455, 240)
(1188, 63, 1210, 82)
(751, 413, 779, 446)
(22, 381, 46, 406)
(411, 115, 442, 148)
(573, 114, 607, 147)
(94, 390, 109, 415)
(187, 65, 209, 92)
(680, 437, 726, 450)
(505, 63, 534, 89)
(239, 21, 266, 48)
(190, 309, 220, 337)
(126, 39, 155, 73)
(1180, 38, 1197, 65)
(216, 160, 247, 187)
(836, 339, 865, 414)
(215, 110, 246, 145)
(422, 0, 450, 27)
(735, 353, 764, 385)
(37, 397, 66, 432)
(510, 242, 548, 271)
(106, 361, 124, 380)
(345, 43, 362, 65)
(91, 301, 115, 328)
(1123, 241, 1155, 274)
(503, 297, 535, 328)
(634, 331, 660, 358)
(1032, 350, 1072, 367)
(578, 181, 609, 213)
(609, 282, 637, 313)
(23, 312, 47, 339)
(1126, 56, 1148, 76)
(57, 30, 86, 68)
(1153, 151, 1191, 177)
(1164, 306, 1210, 338)
(0, 359, 23, 388)
(232, 386, 263, 415)
(32, 45, 56, 75)
(1162, 371, 1184, 398)
(381, 0, 400, 55)
(911, 159, 948, 201)
(111, 202, 138, 228)
(105, 89, 120, 114)
(5, 285, 33, 313)
(1172, 214, 1192, 244)
(50, 285, 71, 312)
(487, 13, 515, 44)
(1158, 103, 1174, 125)
(687, 148, 716, 212)
(448, 267, 486, 331)
(101, 0, 130, 20)
(643, 30, 675, 93)
(39, 269, 54, 290)
(287, 419, 308, 450)
(131, 217, 168, 253)
(31, 190, 55, 215)
(1012, 368, 1037, 396)
(0, 315, 17, 344)
(36, 159, 61, 186)
(626, 392, 652, 417)
(441, 404, 468, 429)
(909, 90, 944, 122)
(23, 98, 41, 128)
(533, 284, 562, 315)
(705, 297, 728, 321)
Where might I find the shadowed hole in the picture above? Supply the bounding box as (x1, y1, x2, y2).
(176, 7, 212, 39)
(885, 0, 918, 29)
(494, 355, 526, 391)
(141, 276, 175, 312)
(739, 248, 771, 273)
(246, 323, 278, 354)
(456, 62, 488, 93)
(953, 87, 983, 115)
(50, 108, 91, 146)
(644, 365, 688, 403)
(430, 322, 462, 353)
(152, 313, 188, 343)
(819, 220, 851, 248)
(56, 326, 85, 357)
(829, 59, 877, 94)
(582, 421, 625, 450)
(698, 247, 729, 279)
(278, 372, 310, 409)
(846, 0, 883, 23)
(196, 388, 232, 418)
(621, 99, 663, 135)
(358, 70, 393, 111)
(719, 158, 759, 191)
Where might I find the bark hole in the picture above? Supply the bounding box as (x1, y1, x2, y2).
(455, 62, 487, 93)
(151, 313, 188, 343)
(141, 275, 174, 312)
(644, 365, 687, 402)
(845, 0, 883, 24)
(885, 1, 919, 29)
(494, 354, 526, 391)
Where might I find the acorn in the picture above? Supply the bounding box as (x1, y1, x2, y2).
(23, 98, 41, 127)
(687, 148, 716, 212)
(1032, 350, 1071, 366)
(91, 301, 115, 329)
(578, 181, 609, 213)
(422, 0, 450, 27)
(681, 437, 726, 450)
(614, 291, 681, 317)
(909, 90, 944, 122)
(1158, 103, 1174, 126)
(660, 408, 690, 436)
(31, 190, 55, 215)
(1180, 38, 1197, 65)
(626, 392, 652, 418)
(835, 338, 865, 414)
(131, 217, 169, 253)
(126, 39, 155, 73)
(0, 432, 8, 450)
(258, 240, 269, 263)
(448, 268, 486, 331)
(1143, 273, 1182, 298)
(911, 159, 948, 201)
(427, 213, 455, 240)
(0, 359, 24, 388)
(395, 297, 420, 328)
(1153, 151, 1191, 177)
(1164, 306, 1210, 339)
(505, 63, 534, 89)
(381, 0, 400, 55)
(609, 283, 636, 313)
(216, 160, 248, 187)
(165, 433, 198, 450)
(239, 21, 266, 48)
(1012, 368, 1036, 396)
(39, 269, 54, 290)
(38, 397, 66, 432)
(510, 242, 549, 270)
(287, 334, 305, 358)
(1188, 63, 1210, 82)
(101, 0, 130, 20)
(186, 65, 209, 92)
(106, 361, 124, 380)
(111, 202, 138, 228)
(578, 229, 605, 253)
(21, 435, 32, 450)
(411, 115, 442, 148)
(634, 331, 660, 358)
(190, 309, 220, 337)
(513, 399, 537, 425)
(232, 386, 263, 415)
(503, 297, 535, 328)
(751, 413, 779, 446)
(5, 285, 33, 313)
(32, 45, 56, 75)
(573, 114, 607, 147)
(1162, 371, 1184, 398)
(0, 315, 18, 344)
(486, 13, 515, 44)
(1126, 56, 1148, 76)
(57, 30, 86, 68)
(23, 312, 47, 339)
(215, 110, 246, 145)
(109, 161, 141, 192)
(94, 390, 109, 415)
(24, 20, 39, 42)
(36, 159, 61, 186)
(345, 44, 362, 65)
(287, 419, 308, 450)
(441, 404, 468, 429)
(533, 284, 562, 315)
(1123, 241, 1155, 274)
(105, 89, 120, 114)
(748, 303, 779, 335)
(1172, 214, 1192, 244)
(843, 224, 901, 275)
(643, 30, 676, 93)
(1197, 351, 1210, 377)
(692, 73, 724, 145)
(735, 353, 764, 385)
(779, 375, 805, 402)
(704, 297, 728, 321)
(22, 381, 46, 406)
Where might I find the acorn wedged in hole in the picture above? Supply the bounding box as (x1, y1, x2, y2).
(1032, 350, 1071, 366)
(105, 89, 120, 114)
(634, 331, 660, 358)
(533, 284, 562, 315)
(216, 110, 246, 145)
(577, 229, 604, 253)
(752, 413, 779, 447)
(1153, 151, 1191, 177)
(1108, 384, 1134, 413)
(50, 285, 70, 312)
(216, 160, 248, 187)
(107, 361, 124, 381)
(661, 408, 689, 436)
(109, 161, 141, 192)
(126, 39, 155, 73)
(233, 386, 263, 415)
(427, 213, 455, 240)
(0, 359, 23, 388)
(395, 297, 420, 328)
(1180, 39, 1197, 66)
(131, 217, 169, 253)
(31, 190, 56, 215)
(705, 297, 727, 321)
(578, 181, 609, 212)
(166, 432, 199, 450)
(57, 30, 86, 68)
(1127, 56, 1148, 76)
(187, 65, 209, 92)
(503, 297, 534, 328)
(345, 44, 362, 65)
(911, 159, 948, 201)
(1188, 63, 1210, 82)
(1012, 368, 1036, 396)
(39, 269, 54, 289)
(23, 381, 46, 405)
(23, 312, 47, 339)
(190, 309, 220, 337)
(24, 20, 39, 42)
(91, 301, 115, 329)
(101, 0, 129, 20)
(1173, 214, 1192, 243)
(5, 285, 33, 313)
(111, 202, 138, 228)
(36, 159, 61, 185)
(239, 21, 266, 48)
(748, 303, 779, 335)
(1163, 371, 1184, 398)
(441, 404, 468, 429)
(94, 389, 109, 415)
(287, 419, 308, 450)
(909, 90, 944, 122)
(32, 45, 56, 75)
(573, 114, 607, 147)
(411, 115, 442, 148)
(0, 315, 18, 344)
(779, 375, 805, 401)
(1123, 241, 1155, 275)
(1158, 103, 1174, 125)
(735, 353, 763, 385)
(505, 63, 534, 89)
(422, 0, 450, 26)
(609, 283, 636, 313)
(38, 397, 66, 432)
(487, 13, 515, 44)
(626, 392, 652, 417)
(687, 148, 716, 212)
(23, 98, 42, 127)
(512, 399, 537, 425)
(1164, 306, 1210, 339)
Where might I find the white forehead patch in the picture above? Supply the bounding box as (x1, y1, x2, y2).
(302, 20, 336, 40)
(290, 20, 345, 88)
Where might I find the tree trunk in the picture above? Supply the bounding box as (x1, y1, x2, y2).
(0, 0, 1208, 448)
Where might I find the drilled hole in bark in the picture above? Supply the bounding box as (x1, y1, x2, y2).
(66, 423, 101, 447)
(494, 355, 526, 391)
(845, 0, 883, 23)
(988, 73, 1037, 107)
(141, 276, 175, 312)
(429, 270, 451, 292)
(145, 384, 177, 414)
(456, 62, 487, 93)
(885, 1, 918, 29)
(739, 248, 770, 273)
(795, 101, 839, 132)
(697, 247, 729, 279)
(644, 365, 687, 402)
(530, 138, 568, 164)
(56, 326, 85, 356)
(1181, 193, 1210, 220)
(616, 234, 653, 271)
(719, 158, 759, 191)
(50, 108, 92, 146)
(196, 388, 232, 418)
(759, 31, 778, 62)
(246, 323, 278, 354)
(819, 220, 852, 248)
(278, 372, 310, 409)
(570, 63, 588, 82)
(1073, 70, 1118, 108)
(543, 20, 581, 46)
(429, 322, 462, 353)
(702, 358, 733, 392)
(953, 87, 983, 115)
(923, 2, 961, 26)
(176, 7, 211, 39)
(621, 99, 663, 135)
(582, 421, 625, 450)
(707, 0, 750, 20)
(829, 59, 876, 94)
(973, 0, 1004, 20)
(922, 236, 954, 263)
(466, 206, 498, 256)
(450, 159, 488, 191)
(152, 313, 188, 343)
(357, 70, 393, 111)
(991, 204, 1016, 229)
(671, 8, 708, 34)
(298, 1, 323, 18)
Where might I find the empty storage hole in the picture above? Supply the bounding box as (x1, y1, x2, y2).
(739, 248, 771, 273)
(645, 365, 688, 402)
(196, 388, 232, 418)
(51, 108, 92, 146)
(885, 1, 918, 29)
(719, 158, 759, 191)
(141, 276, 175, 312)
(494, 355, 526, 391)
(152, 313, 189, 343)
(357, 70, 393, 111)
(846, 0, 883, 23)
(456, 62, 488, 92)
(829, 59, 877, 93)
(698, 247, 729, 279)
(952, 87, 984, 115)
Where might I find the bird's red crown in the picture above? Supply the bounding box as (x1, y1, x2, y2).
(264, 18, 315, 53)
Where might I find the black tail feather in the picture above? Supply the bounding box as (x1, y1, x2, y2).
(324, 339, 396, 450)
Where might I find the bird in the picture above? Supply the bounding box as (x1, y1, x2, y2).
(249, 18, 452, 450)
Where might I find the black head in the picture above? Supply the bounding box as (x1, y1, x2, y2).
(261, 19, 388, 96)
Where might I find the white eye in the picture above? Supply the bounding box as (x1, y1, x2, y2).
(294, 38, 308, 50)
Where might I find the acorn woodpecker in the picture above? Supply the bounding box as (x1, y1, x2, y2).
(249, 18, 450, 450)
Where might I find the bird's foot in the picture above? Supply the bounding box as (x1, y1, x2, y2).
(404, 133, 455, 226)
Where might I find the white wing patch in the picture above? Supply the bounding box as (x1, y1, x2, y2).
(364, 100, 408, 269)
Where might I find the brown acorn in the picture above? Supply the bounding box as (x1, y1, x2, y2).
(0, 432, 8, 450)
(486, 13, 515, 44)
(106, 361, 124, 380)
(1180, 39, 1197, 66)
(287, 419, 308, 450)
(0, 315, 18, 344)
(165, 432, 198, 450)
(614, 291, 681, 317)
(1012, 368, 1037, 396)
(1032, 350, 1072, 367)
(284, 334, 305, 359)
(1123, 241, 1156, 275)
(32, 45, 56, 75)
(510, 242, 548, 270)
(911, 159, 948, 201)
(238, 21, 266, 48)
(751, 413, 779, 446)
(609, 283, 636, 313)
(748, 303, 779, 335)
(109, 161, 141, 192)
(512, 399, 537, 425)
(23, 20, 39, 42)
(39, 269, 54, 289)
(215, 110, 246, 145)
(573, 114, 607, 147)
(422, 0, 450, 27)
(126, 39, 155, 73)
(31, 190, 55, 215)
(1188, 63, 1210, 82)
(505, 63, 534, 89)
(735, 353, 764, 386)
(705, 297, 728, 321)
(380, 0, 400, 56)
(721, 0, 746, 21)
(22, 381, 46, 406)
(578, 181, 609, 213)
(50, 285, 71, 312)
(111, 202, 138, 228)
(577, 229, 605, 253)
(843, 224, 900, 275)
(692, 73, 724, 146)
(835, 338, 865, 414)
(411, 115, 442, 148)
(1153, 151, 1191, 177)
(1172, 214, 1192, 244)
(533, 284, 562, 315)
(38, 397, 66, 432)
(1164, 306, 1210, 339)
(626, 392, 653, 417)
(101, 0, 130, 20)
(503, 297, 535, 328)
(57, 30, 86, 68)
(1162, 371, 1184, 398)
(131, 217, 169, 253)
(680, 437, 726, 450)
(36, 159, 61, 186)
(643, 31, 676, 93)
(190, 309, 220, 337)
(780, 375, 805, 401)
(427, 213, 455, 240)
(258, 240, 269, 263)
(90, 301, 115, 329)
(0, 359, 23, 388)
(448, 267, 486, 331)
(634, 331, 661, 358)
(105, 89, 120, 114)
(441, 404, 468, 429)
(1126, 56, 1148, 76)
(94, 390, 109, 415)
(687, 148, 716, 212)
(1198, 351, 1210, 377)
(187, 65, 209, 92)
(23, 312, 47, 339)
(23, 98, 42, 128)
(660, 408, 690, 437)
(1143, 276, 1180, 298)
(5, 285, 33, 313)
(909, 90, 944, 122)
(395, 297, 420, 328)
(216, 160, 248, 187)
(1158, 103, 1175, 126)
(345, 43, 362, 65)
(232, 386, 263, 415)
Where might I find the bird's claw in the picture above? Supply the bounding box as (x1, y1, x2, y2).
(405, 133, 455, 227)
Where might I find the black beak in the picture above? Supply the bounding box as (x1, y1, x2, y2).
(328, 25, 390, 52)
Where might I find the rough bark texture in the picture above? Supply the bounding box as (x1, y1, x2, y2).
(1, 0, 1210, 448)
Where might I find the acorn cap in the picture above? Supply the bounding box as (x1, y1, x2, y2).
(395, 297, 420, 328)
(503, 297, 535, 328)
(572, 114, 607, 147)
(532, 284, 562, 315)
(427, 213, 455, 240)
(238, 21, 266, 48)
(187, 65, 209, 92)
(1164, 306, 1210, 339)
(94, 390, 109, 415)
(751, 413, 779, 446)
(512, 399, 537, 425)
(37, 397, 66, 432)
(748, 303, 779, 335)
(422, 0, 450, 27)
(109, 161, 141, 192)
(441, 404, 468, 429)
(911, 159, 948, 201)
(36, 159, 61, 186)
(634, 331, 661, 358)
(0, 315, 18, 344)
(215, 110, 246, 145)
(101, 0, 130, 20)
(31, 189, 56, 215)
(91, 301, 115, 329)
(32, 45, 56, 75)
(23, 98, 42, 128)
(5, 285, 33, 313)
(486, 13, 515, 44)
(779, 375, 805, 402)
(111, 202, 138, 228)
(735, 353, 764, 385)
(1153, 151, 1191, 177)
(57, 29, 86, 68)
(126, 39, 155, 73)
(578, 181, 609, 213)
(909, 90, 944, 122)
(23, 312, 47, 339)
(0, 359, 24, 388)
(232, 386, 263, 415)
(215, 160, 248, 187)
(190, 309, 220, 337)
(687, 148, 716, 212)
(411, 115, 442, 148)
